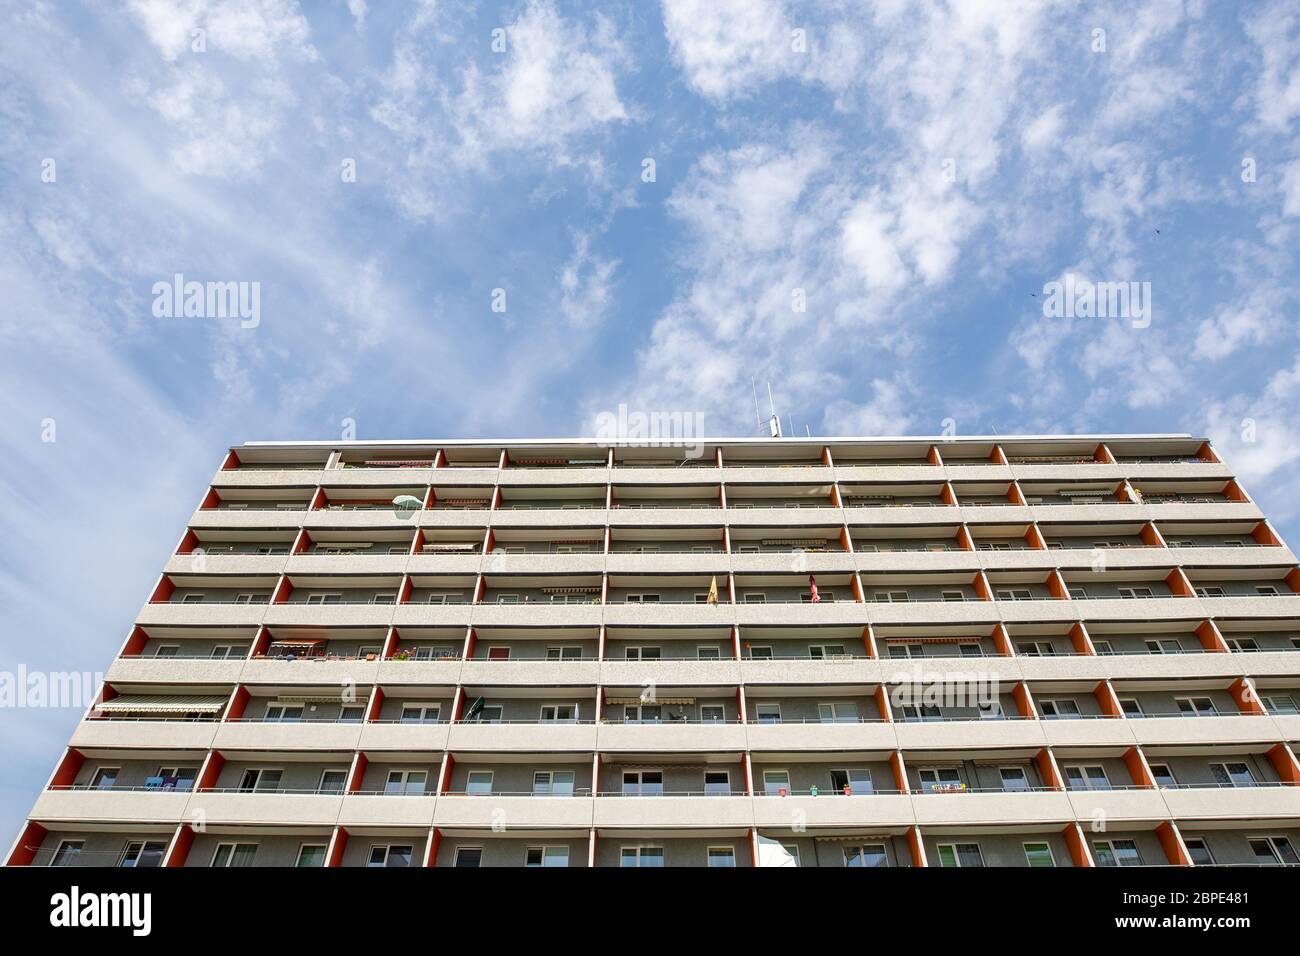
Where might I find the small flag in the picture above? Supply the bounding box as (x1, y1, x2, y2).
(808, 574, 820, 603)
(707, 576, 719, 605)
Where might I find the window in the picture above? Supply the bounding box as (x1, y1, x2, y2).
(625, 593, 661, 603)
(1093, 839, 1143, 867)
(1016, 641, 1054, 656)
(936, 843, 984, 867)
(704, 771, 731, 795)
(999, 767, 1030, 791)
(154, 767, 198, 791)
(539, 704, 579, 722)
(153, 645, 179, 658)
(700, 704, 726, 723)
(385, 770, 427, 795)
(454, 847, 483, 868)
(1023, 842, 1056, 867)
(90, 768, 119, 790)
(495, 594, 521, 604)
(755, 704, 781, 725)
(1038, 698, 1080, 719)
(525, 846, 569, 867)
(996, 589, 1033, 601)
(306, 593, 343, 605)
(49, 840, 84, 866)
(370, 592, 397, 605)
(624, 646, 661, 661)
(545, 646, 583, 661)
(466, 771, 494, 796)
(486, 646, 511, 661)
(800, 591, 835, 602)
(210, 645, 239, 659)
(843, 844, 888, 867)
(1069, 587, 1088, 599)
(1118, 587, 1155, 599)
(620, 846, 665, 867)
(762, 770, 791, 796)
(1145, 639, 1183, 654)
(817, 701, 859, 723)
(1210, 762, 1256, 787)
(265, 704, 304, 722)
(1263, 695, 1299, 715)
(1092, 639, 1113, 654)
(367, 845, 413, 868)
(474, 705, 504, 723)
(899, 703, 942, 721)
(958, 643, 983, 657)
(340, 705, 365, 722)
(747, 646, 773, 659)
(874, 591, 910, 602)
(622, 771, 663, 796)
(1148, 763, 1177, 787)
(1195, 586, 1226, 598)
(1063, 765, 1111, 791)
(237, 768, 282, 793)
(1183, 838, 1214, 866)
(181, 593, 205, 604)
(211, 843, 258, 867)
(743, 593, 767, 604)
(400, 704, 441, 724)
(622, 704, 662, 723)
(889, 644, 924, 658)
(1227, 638, 1259, 652)
(532, 770, 575, 796)
(696, 646, 721, 660)
(1256, 585, 1280, 596)
(295, 844, 328, 867)
(829, 769, 872, 794)
(317, 769, 347, 793)
(1248, 836, 1299, 866)
(808, 644, 847, 659)
(919, 767, 963, 793)
(356, 645, 382, 659)
(1176, 696, 1218, 716)
(1119, 697, 1143, 717)
(707, 847, 736, 867)
(118, 841, 167, 868)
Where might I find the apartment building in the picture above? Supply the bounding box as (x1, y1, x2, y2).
(9, 434, 1300, 869)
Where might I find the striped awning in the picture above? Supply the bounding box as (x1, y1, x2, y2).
(423, 543, 480, 551)
(1059, 489, 1112, 497)
(543, 586, 601, 594)
(762, 538, 829, 547)
(363, 459, 434, 467)
(268, 639, 325, 647)
(273, 694, 369, 704)
(884, 636, 981, 645)
(549, 538, 604, 544)
(98, 695, 228, 714)
(513, 458, 566, 466)
(440, 498, 491, 506)
(606, 697, 696, 705)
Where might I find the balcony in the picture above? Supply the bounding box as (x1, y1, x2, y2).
(31, 787, 192, 824)
(71, 718, 221, 751)
(182, 791, 344, 826)
(744, 719, 896, 752)
(892, 716, 1047, 749)
(106, 656, 246, 683)
(750, 792, 915, 828)
(337, 793, 439, 827)
(357, 721, 452, 751)
(213, 719, 365, 752)
(1063, 787, 1172, 822)
(1160, 782, 1300, 820)
(434, 794, 596, 829)
(911, 788, 1075, 826)
(1126, 713, 1281, 747)
(596, 719, 746, 752)
(594, 794, 752, 828)
(448, 720, 598, 751)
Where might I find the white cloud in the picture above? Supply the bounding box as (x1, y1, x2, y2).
(128, 0, 316, 62)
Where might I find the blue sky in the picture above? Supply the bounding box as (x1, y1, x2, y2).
(2, 0, 1300, 841)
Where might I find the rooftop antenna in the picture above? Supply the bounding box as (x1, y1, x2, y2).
(766, 382, 782, 439)
(751, 378, 764, 436)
